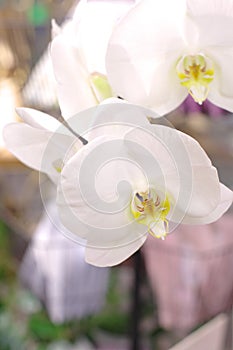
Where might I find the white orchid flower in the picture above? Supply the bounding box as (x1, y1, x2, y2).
(106, 0, 233, 114)
(3, 102, 232, 267)
(57, 104, 233, 267)
(51, 0, 135, 118)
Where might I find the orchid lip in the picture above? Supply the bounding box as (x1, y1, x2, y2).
(131, 188, 170, 239)
(176, 53, 214, 104)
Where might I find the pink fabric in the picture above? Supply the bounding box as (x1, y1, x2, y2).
(143, 215, 233, 332)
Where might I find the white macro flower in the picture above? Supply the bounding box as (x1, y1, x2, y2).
(51, 0, 135, 118)
(3, 102, 232, 267)
(106, 0, 233, 115)
(57, 104, 233, 267)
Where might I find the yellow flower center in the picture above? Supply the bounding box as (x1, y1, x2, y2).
(131, 189, 170, 240)
(89, 72, 113, 103)
(176, 54, 214, 104)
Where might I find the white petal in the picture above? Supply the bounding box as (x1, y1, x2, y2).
(3, 123, 53, 170)
(148, 58, 187, 115)
(72, 0, 135, 74)
(208, 49, 233, 95)
(57, 135, 148, 249)
(106, 46, 150, 105)
(51, 35, 97, 118)
(187, 0, 233, 47)
(205, 48, 233, 112)
(175, 166, 220, 218)
(3, 123, 77, 183)
(179, 183, 232, 225)
(187, 0, 233, 17)
(124, 124, 213, 185)
(106, 0, 187, 112)
(85, 235, 146, 267)
(56, 184, 90, 240)
(16, 107, 61, 132)
(52, 0, 134, 120)
(124, 126, 180, 190)
(182, 13, 199, 48)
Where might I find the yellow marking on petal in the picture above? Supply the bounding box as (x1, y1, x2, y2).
(160, 196, 170, 220)
(131, 209, 141, 220)
(176, 54, 214, 104)
(53, 159, 64, 173)
(89, 72, 113, 103)
(131, 189, 170, 240)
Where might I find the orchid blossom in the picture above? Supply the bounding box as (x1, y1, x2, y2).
(106, 0, 233, 114)
(51, 0, 135, 118)
(3, 102, 232, 266)
(56, 104, 233, 267)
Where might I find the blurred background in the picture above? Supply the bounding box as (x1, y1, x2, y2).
(0, 1, 232, 350)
